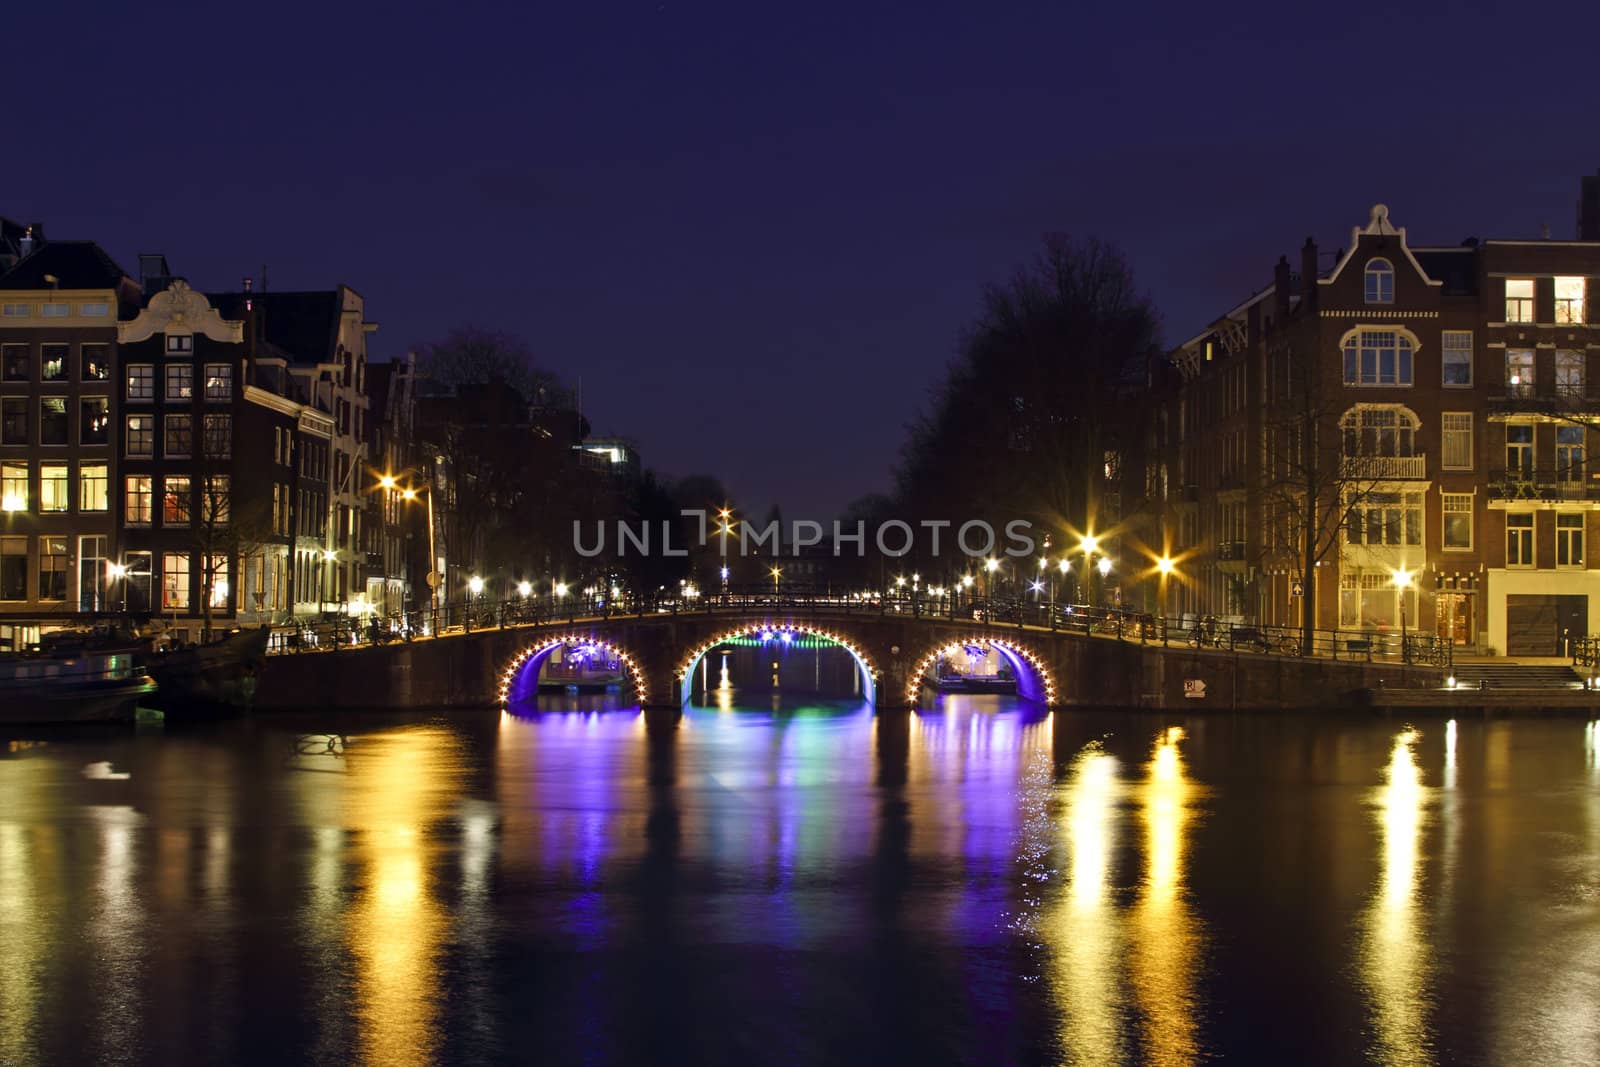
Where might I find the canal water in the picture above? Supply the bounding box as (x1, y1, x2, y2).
(2, 698, 1598, 1066)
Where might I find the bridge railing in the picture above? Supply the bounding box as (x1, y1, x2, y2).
(263, 591, 1452, 671)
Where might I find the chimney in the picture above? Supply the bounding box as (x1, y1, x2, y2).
(19, 226, 35, 258)
(1273, 254, 1292, 322)
(1300, 237, 1319, 312)
(1580, 170, 1600, 241)
(138, 253, 172, 293)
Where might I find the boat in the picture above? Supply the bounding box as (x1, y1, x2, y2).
(139, 627, 271, 716)
(0, 651, 155, 725)
(935, 672, 1018, 695)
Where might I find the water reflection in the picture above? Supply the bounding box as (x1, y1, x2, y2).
(1129, 727, 1202, 1067)
(1360, 726, 1434, 1067)
(1052, 743, 1123, 1066)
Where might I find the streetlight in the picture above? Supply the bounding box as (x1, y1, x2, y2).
(1392, 566, 1413, 663)
(517, 580, 532, 597)
(770, 566, 782, 596)
(1156, 556, 1173, 627)
(398, 479, 440, 621)
(468, 575, 484, 595)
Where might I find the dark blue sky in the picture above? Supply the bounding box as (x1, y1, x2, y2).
(12, 2, 1597, 518)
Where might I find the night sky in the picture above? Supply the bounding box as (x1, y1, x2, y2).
(12, 1, 1596, 519)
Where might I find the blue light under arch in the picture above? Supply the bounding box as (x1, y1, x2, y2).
(678, 626, 876, 707)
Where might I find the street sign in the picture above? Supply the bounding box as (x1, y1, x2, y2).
(1291, 580, 1304, 597)
(1183, 679, 1206, 699)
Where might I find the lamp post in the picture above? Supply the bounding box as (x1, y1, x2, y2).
(1392, 566, 1413, 665)
(770, 566, 782, 597)
(1156, 557, 1173, 634)
(1080, 534, 1099, 606)
(397, 479, 439, 623)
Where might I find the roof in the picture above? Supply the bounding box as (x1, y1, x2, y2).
(0, 240, 131, 290)
(1412, 247, 1478, 296)
(209, 289, 342, 363)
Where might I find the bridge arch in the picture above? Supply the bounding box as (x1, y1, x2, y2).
(905, 636, 1057, 708)
(498, 635, 648, 707)
(676, 624, 878, 707)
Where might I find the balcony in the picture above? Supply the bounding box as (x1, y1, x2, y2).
(1217, 540, 1248, 561)
(1341, 454, 1427, 480)
(1488, 390, 1600, 418)
(1487, 470, 1600, 504)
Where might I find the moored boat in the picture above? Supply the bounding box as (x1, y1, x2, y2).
(139, 627, 271, 717)
(0, 651, 155, 725)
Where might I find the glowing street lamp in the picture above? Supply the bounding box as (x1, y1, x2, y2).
(554, 581, 569, 600)
(1392, 567, 1413, 661)
(378, 473, 398, 490)
(468, 575, 485, 596)
(1097, 556, 1112, 577)
(517, 580, 532, 597)
(770, 566, 782, 595)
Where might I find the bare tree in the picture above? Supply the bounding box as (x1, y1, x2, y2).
(416, 327, 569, 406)
(190, 425, 274, 641)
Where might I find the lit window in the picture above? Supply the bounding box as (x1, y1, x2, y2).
(1506, 350, 1534, 397)
(1441, 413, 1472, 470)
(80, 343, 110, 381)
(161, 552, 192, 610)
(39, 464, 67, 512)
(1555, 277, 1586, 324)
(80, 398, 109, 446)
(1441, 331, 1472, 386)
(1342, 330, 1414, 386)
(166, 335, 193, 354)
(80, 464, 108, 512)
(204, 363, 232, 401)
(164, 414, 193, 458)
(127, 364, 154, 400)
(1507, 513, 1534, 566)
(37, 537, 67, 601)
(166, 363, 193, 400)
(40, 344, 68, 381)
(125, 476, 153, 525)
(126, 415, 154, 458)
(1506, 424, 1535, 480)
(1442, 494, 1473, 550)
(1558, 514, 1585, 567)
(1364, 258, 1394, 304)
(1505, 278, 1534, 323)
(1, 462, 29, 513)
(1557, 425, 1585, 483)
(39, 399, 67, 445)
(163, 476, 191, 526)
(207, 554, 230, 608)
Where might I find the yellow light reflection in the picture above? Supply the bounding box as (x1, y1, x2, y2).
(0, 824, 40, 1062)
(1050, 745, 1123, 1066)
(1360, 727, 1434, 1067)
(1129, 726, 1202, 1067)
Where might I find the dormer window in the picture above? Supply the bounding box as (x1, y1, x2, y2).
(1364, 259, 1394, 304)
(166, 334, 193, 355)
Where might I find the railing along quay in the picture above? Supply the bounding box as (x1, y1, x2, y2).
(264, 589, 1453, 670)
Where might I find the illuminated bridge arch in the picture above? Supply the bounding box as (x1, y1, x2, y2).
(498, 635, 647, 707)
(676, 624, 878, 706)
(906, 636, 1057, 708)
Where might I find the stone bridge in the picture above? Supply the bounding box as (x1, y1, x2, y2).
(253, 602, 1441, 713)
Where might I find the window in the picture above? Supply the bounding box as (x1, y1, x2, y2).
(204, 363, 232, 401)
(1, 463, 28, 512)
(80, 398, 109, 446)
(1364, 258, 1395, 304)
(1557, 425, 1585, 483)
(202, 476, 230, 525)
(164, 414, 193, 458)
(1, 398, 25, 445)
(80, 463, 108, 512)
(1342, 330, 1414, 386)
(1506, 350, 1534, 397)
(78, 536, 106, 611)
(165, 363, 193, 401)
(1557, 350, 1584, 398)
(40, 344, 67, 381)
(39, 399, 67, 445)
(125, 475, 153, 524)
(0, 536, 26, 599)
(1506, 424, 1535, 479)
(207, 554, 230, 609)
(39, 464, 67, 512)
(80, 343, 110, 381)
(203, 414, 232, 458)
(163, 475, 192, 526)
(39, 303, 68, 319)
(1555, 277, 1586, 324)
(1441, 331, 1473, 387)
(1, 303, 29, 318)
(161, 552, 191, 610)
(1442, 413, 1473, 470)
(127, 364, 154, 400)
(79, 302, 109, 318)
(1347, 491, 1423, 546)
(2, 344, 28, 381)
(1558, 513, 1585, 567)
(1506, 278, 1535, 323)
(126, 415, 154, 457)
(1341, 406, 1419, 458)
(166, 335, 192, 354)
(1442, 494, 1473, 550)
(1507, 513, 1535, 566)
(37, 537, 67, 601)
(123, 551, 152, 613)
